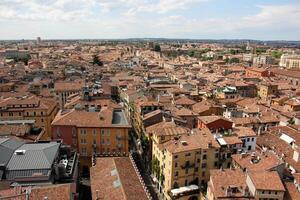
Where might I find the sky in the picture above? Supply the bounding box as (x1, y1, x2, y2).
(0, 0, 300, 40)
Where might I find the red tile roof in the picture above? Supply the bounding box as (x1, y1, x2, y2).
(90, 157, 149, 200)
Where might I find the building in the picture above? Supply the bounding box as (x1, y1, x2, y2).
(280, 54, 300, 69)
(207, 169, 285, 200)
(0, 137, 24, 180)
(253, 55, 274, 65)
(0, 183, 76, 200)
(51, 106, 131, 168)
(232, 150, 285, 177)
(0, 96, 58, 139)
(215, 86, 240, 100)
(246, 171, 285, 200)
(246, 67, 274, 78)
(152, 128, 220, 200)
(90, 156, 150, 200)
(207, 169, 251, 200)
(257, 82, 278, 100)
(271, 68, 300, 86)
(234, 127, 257, 152)
(197, 116, 233, 132)
(0, 140, 78, 192)
(37, 37, 41, 44)
(54, 81, 85, 109)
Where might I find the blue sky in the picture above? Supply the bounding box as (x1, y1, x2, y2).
(0, 0, 299, 40)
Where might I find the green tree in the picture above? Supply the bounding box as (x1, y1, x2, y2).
(154, 44, 161, 52)
(188, 50, 195, 57)
(272, 51, 283, 59)
(92, 55, 103, 66)
(9, 54, 31, 65)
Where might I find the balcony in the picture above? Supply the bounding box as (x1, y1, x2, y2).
(181, 162, 195, 169)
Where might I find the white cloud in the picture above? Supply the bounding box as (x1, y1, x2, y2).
(0, 2, 299, 40)
(125, 0, 207, 15)
(0, 0, 94, 21)
(0, 0, 207, 20)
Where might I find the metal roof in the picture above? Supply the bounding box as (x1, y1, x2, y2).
(0, 138, 24, 166)
(6, 142, 60, 171)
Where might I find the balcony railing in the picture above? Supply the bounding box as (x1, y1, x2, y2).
(181, 163, 195, 169)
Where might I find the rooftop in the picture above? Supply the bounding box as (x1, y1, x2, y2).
(90, 157, 149, 200)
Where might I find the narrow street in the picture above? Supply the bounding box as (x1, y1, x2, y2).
(129, 131, 161, 200)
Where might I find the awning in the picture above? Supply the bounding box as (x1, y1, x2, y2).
(171, 185, 199, 196)
(217, 138, 227, 146)
(280, 133, 295, 144)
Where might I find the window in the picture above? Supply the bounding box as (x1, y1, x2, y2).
(185, 179, 188, 186)
(80, 138, 87, 144)
(93, 129, 97, 136)
(201, 163, 207, 168)
(41, 118, 44, 122)
(215, 153, 219, 158)
(203, 154, 207, 160)
(175, 162, 178, 168)
(81, 147, 87, 156)
(185, 168, 189, 174)
(56, 128, 61, 137)
(41, 112, 44, 116)
(33, 112, 36, 116)
(107, 129, 110, 136)
(72, 128, 76, 137)
(101, 130, 105, 135)
(101, 139, 105, 144)
(174, 155, 178, 159)
(80, 129, 86, 135)
(227, 153, 231, 158)
(185, 153, 191, 157)
(106, 139, 110, 145)
(251, 138, 255, 141)
(214, 162, 218, 167)
(175, 171, 178, 176)
(202, 171, 205, 177)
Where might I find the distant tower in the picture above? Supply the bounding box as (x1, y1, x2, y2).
(246, 41, 251, 51)
(37, 37, 41, 44)
(148, 42, 154, 49)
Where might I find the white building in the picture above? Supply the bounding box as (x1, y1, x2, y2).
(280, 54, 300, 69)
